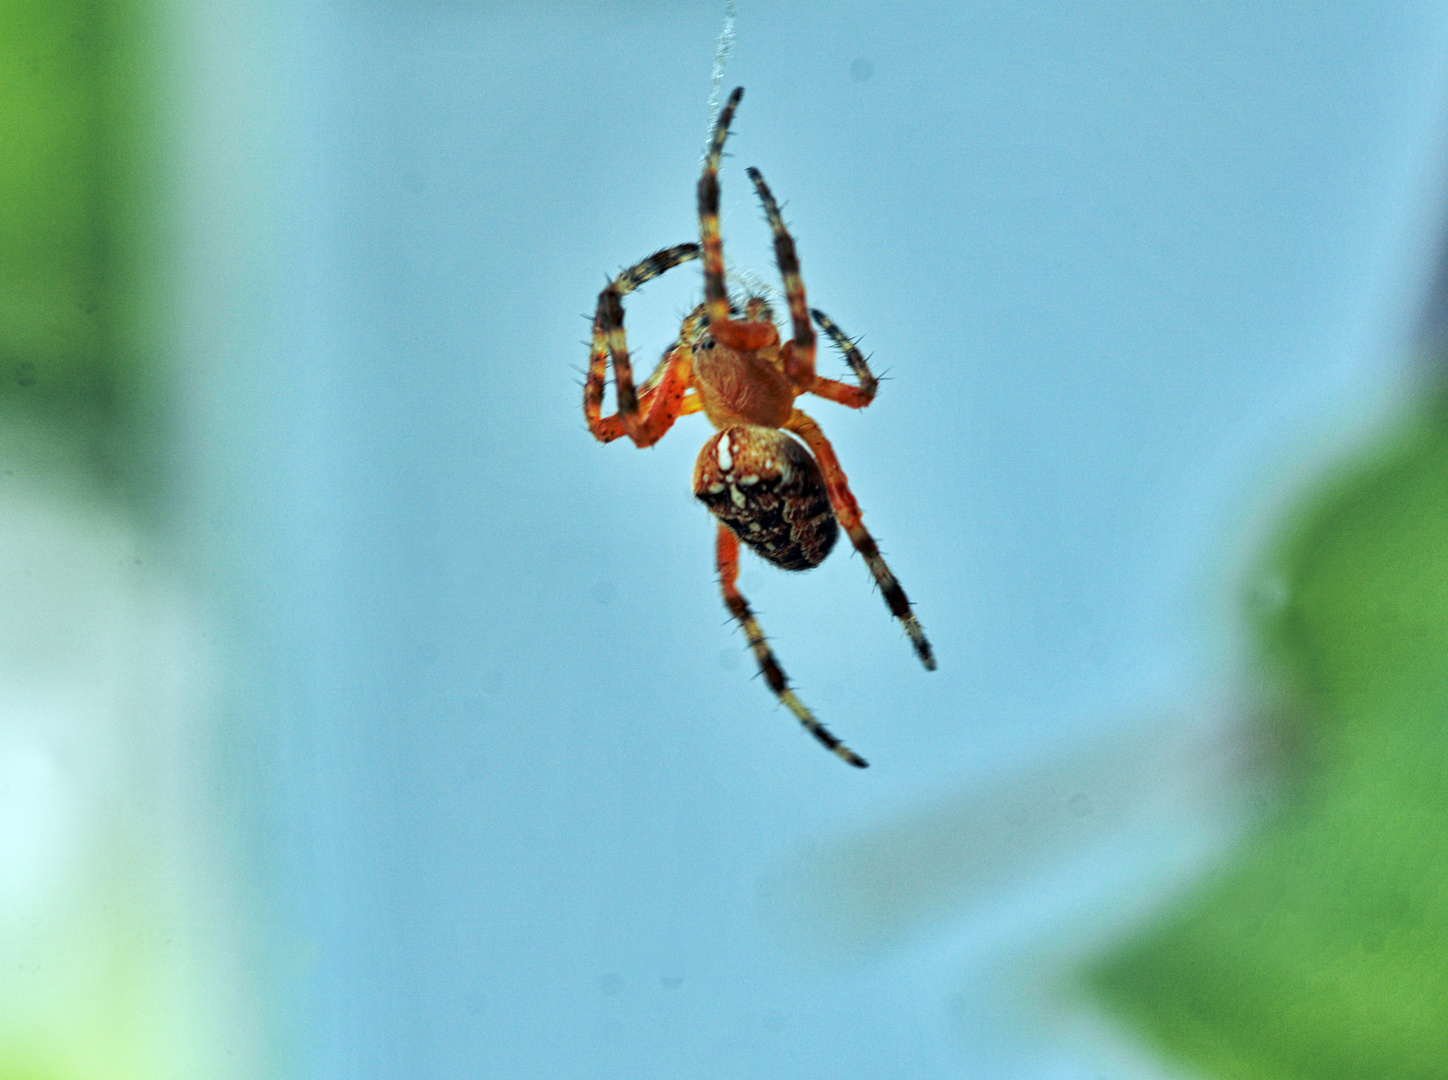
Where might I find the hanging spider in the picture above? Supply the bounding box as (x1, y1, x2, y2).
(583, 87, 934, 768)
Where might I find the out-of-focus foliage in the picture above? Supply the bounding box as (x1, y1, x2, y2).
(0, 0, 164, 498)
(1090, 398, 1448, 1079)
(0, 3, 195, 1080)
(3, 0, 109, 409)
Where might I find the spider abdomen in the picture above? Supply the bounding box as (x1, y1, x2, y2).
(693, 426, 838, 571)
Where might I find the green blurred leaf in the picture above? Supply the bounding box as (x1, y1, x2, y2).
(1089, 401, 1448, 1080)
(0, 0, 109, 406)
(0, 0, 167, 505)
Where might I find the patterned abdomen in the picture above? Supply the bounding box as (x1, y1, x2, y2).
(693, 426, 838, 571)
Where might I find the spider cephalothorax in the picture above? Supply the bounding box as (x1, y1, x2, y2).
(583, 87, 934, 767)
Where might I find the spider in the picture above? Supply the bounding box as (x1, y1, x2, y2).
(583, 87, 934, 768)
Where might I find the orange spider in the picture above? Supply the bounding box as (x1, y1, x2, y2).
(583, 87, 934, 767)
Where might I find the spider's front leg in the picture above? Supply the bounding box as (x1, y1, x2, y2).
(785, 409, 936, 671)
(585, 243, 700, 446)
(739, 150, 879, 410)
(586, 326, 692, 446)
(742, 173, 880, 409)
(696, 89, 779, 356)
(744, 166, 820, 393)
(807, 308, 879, 409)
(699, 88, 743, 333)
(715, 524, 868, 768)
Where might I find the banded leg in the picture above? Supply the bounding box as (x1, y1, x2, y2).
(745, 166, 817, 388)
(587, 345, 695, 445)
(717, 524, 868, 768)
(785, 409, 936, 670)
(699, 87, 743, 331)
(809, 308, 878, 408)
(696, 88, 776, 354)
(586, 243, 701, 444)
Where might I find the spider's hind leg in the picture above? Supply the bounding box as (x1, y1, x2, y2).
(716, 524, 868, 768)
(785, 409, 935, 671)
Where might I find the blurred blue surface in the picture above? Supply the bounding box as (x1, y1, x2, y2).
(173, 2, 1448, 1076)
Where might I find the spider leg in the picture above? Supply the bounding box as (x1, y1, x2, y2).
(696, 89, 776, 355)
(744, 166, 817, 391)
(631, 303, 707, 425)
(586, 243, 700, 445)
(785, 409, 936, 670)
(716, 523, 868, 768)
(808, 308, 878, 409)
(699, 87, 743, 332)
(588, 343, 694, 445)
(811, 376, 877, 410)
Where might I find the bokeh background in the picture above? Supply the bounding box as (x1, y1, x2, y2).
(7, 2, 1448, 1077)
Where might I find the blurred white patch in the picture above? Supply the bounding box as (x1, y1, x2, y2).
(0, 727, 75, 918)
(0, 488, 147, 928)
(0, 435, 250, 1074)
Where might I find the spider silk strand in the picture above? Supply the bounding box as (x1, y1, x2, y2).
(703, 0, 737, 163)
(703, 3, 776, 301)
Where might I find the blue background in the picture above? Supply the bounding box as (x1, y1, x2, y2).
(172, 3, 1448, 1076)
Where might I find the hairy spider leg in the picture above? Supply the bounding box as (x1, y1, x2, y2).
(716, 523, 868, 768)
(663, 302, 709, 422)
(589, 339, 693, 446)
(744, 167, 817, 389)
(744, 175, 883, 414)
(699, 88, 742, 331)
(808, 308, 878, 409)
(785, 409, 936, 670)
(587, 243, 701, 445)
(591, 302, 708, 443)
(589, 242, 699, 439)
(698, 88, 776, 355)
